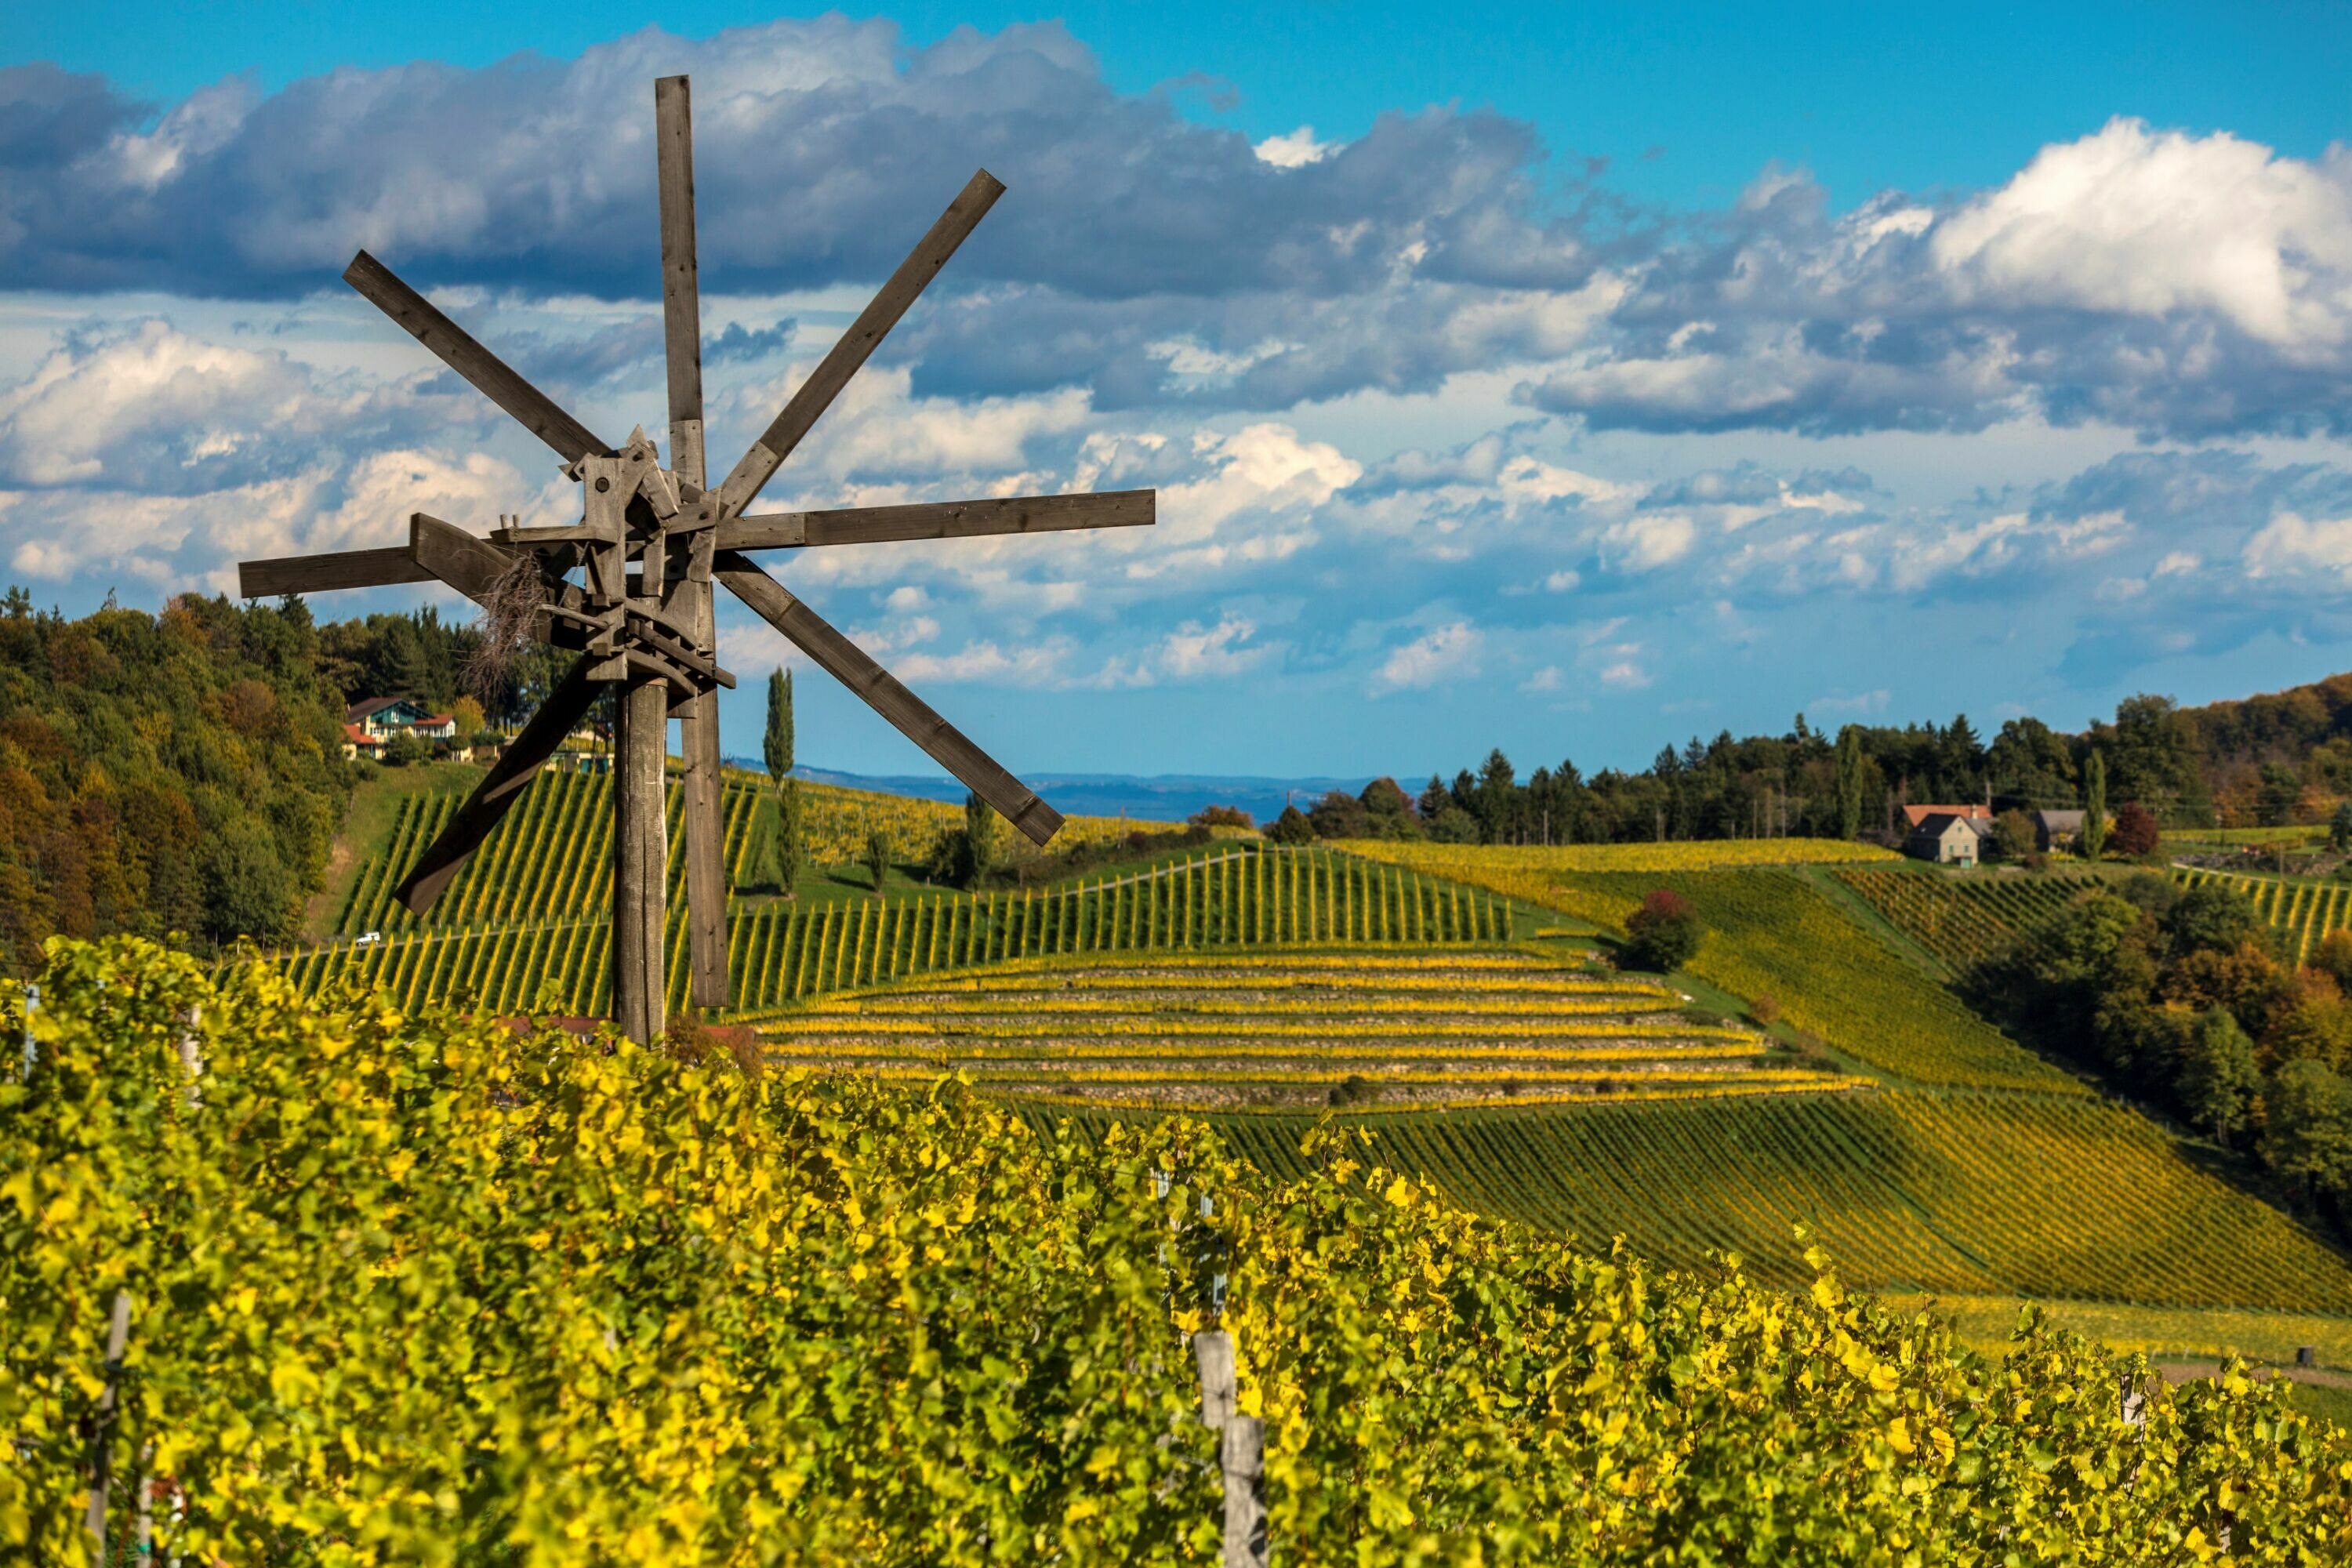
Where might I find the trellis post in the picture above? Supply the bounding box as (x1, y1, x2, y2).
(1194, 1329, 1268, 1567)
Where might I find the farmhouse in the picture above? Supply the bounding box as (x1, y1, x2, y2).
(1905, 811, 1987, 867)
(347, 696, 457, 741)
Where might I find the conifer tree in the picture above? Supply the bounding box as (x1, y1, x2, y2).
(2082, 751, 2108, 861)
(1834, 726, 1867, 840)
(774, 779, 806, 898)
(763, 668, 794, 783)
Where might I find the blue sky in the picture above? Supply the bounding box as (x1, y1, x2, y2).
(4, 5, 2351, 780)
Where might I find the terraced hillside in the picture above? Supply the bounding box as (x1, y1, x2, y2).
(1348, 844, 2075, 1092)
(285, 844, 1516, 1016)
(764, 950, 1854, 1110)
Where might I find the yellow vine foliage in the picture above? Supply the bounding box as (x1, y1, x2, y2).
(5, 938, 2350, 1563)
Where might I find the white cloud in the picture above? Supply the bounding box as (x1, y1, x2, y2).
(1602, 511, 1696, 572)
(1543, 568, 1581, 592)
(893, 638, 1071, 684)
(1519, 665, 1563, 693)
(1596, 658, 1650, 690)
(1932, 118, 2352, 350)
(1254, 126, 1337, 169)
(2153, 550, 2201, 577)
(2243, 510, 2352, 583)
(1092, 613, 1276, 687)
(1374, 620, 1481, 691)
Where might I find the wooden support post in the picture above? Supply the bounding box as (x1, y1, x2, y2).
(85, 1288, 130, 1554)
(657, 71, 731, 1011)
(614, 674, 669, 1043)
(1193, 1330, 1267, 1568)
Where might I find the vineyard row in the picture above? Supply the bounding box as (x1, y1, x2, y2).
(289, 849, 1516, 1015)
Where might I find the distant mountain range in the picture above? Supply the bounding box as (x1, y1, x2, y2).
(725, 763, 1378, 826)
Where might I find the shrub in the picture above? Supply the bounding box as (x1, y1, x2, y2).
(1426, 807, 1479, 844)
(380, 731, 430, 768)
(1189, 804, 1254, 830)
(1266, 805, 1314, 845)
(1988, 808, 2037, 862)
(1305, 789, 1370, 840)
(1621, 887, 1704, 973)
(1327, 1073, 1378, 1107)
(2110, 801, 2161, 858)
(1749, 993, 1782, 1027)
(862, 827, 892, 895)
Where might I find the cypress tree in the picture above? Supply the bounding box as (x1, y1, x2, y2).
(1834, 726, 1867, 840)
(775, 779, 806, 898)
(2082, 751, 2107, 861)
(763, 669, 794, 783)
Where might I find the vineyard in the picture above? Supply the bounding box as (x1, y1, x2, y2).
(1047, 1090, 2352, 1309)
(762, 949, 1857, 1110)
(1832, 867, 2103, 969)
(2174, 866, 2352, 964)
(11, 938, 2351, 1563)
(1348, 845, 2075, 1093)
(330, 768, 1151, 938)
(283, 847, 1519, 1017)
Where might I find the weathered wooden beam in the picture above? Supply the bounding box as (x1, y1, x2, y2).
(345, 250, 612, 464)
(408, 514, 521, 603)
(712, 169, 1004, 519)
(655, 74, 707, 491)
(393, 655, 600, 915)
(714, 551, 1063, 847)
(719, 489, 1156, 552)
(238, 546, 433, 598)
(613, 671, 669, 1043)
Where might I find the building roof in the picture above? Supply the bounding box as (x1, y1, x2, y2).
(1900, 803, 1993, 828)
(346, 695, 426, 722)
(1908, 811, 1987, 840)
(2034, 809, 2087, 829)
(341, 723, 382, 749)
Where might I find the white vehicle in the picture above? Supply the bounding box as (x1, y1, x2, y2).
(354, 931, 383, 948)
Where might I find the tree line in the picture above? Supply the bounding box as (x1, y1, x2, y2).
(1263, 681, 2352, 848)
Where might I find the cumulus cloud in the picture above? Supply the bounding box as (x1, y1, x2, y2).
(9, 34, 2343, 436)
(1374, 619, 1481, 691)
(2244, 510, 2352, 584)
(1253, 127, 1336, 169)
(1523, 120, 2352, 439)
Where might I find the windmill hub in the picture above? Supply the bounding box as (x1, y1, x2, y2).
(238, 72, 1156, 1042)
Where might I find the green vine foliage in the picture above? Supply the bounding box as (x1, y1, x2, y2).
(5, 938, 2351, 1564)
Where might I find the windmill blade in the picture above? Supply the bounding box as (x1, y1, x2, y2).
(345, 251, 612, 464)
(654, 73, 729, 1010)
(720, 489, 1155, 552)
(241, 546, 433, 598)
(712, 170, 1004, 519)
(655, 74, 707, 486)
(393, 656, 601, 916)
(713, 552, 1062, 845)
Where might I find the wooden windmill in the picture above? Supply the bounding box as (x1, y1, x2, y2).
(240, 75, 1154, 1042)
